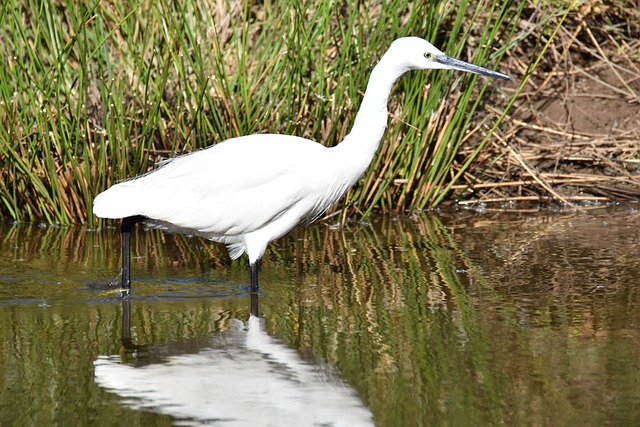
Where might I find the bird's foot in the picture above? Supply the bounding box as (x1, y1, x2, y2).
(87, 271, 130, 297)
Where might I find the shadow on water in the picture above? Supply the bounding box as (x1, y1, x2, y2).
(0, 206, 640, 425)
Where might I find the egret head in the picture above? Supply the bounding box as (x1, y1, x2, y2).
(390, 37, 512, 80)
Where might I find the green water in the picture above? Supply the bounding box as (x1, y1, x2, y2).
(1, 206, 640, 426)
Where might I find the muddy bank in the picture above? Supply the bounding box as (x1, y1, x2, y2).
(458, 2, 640, 207)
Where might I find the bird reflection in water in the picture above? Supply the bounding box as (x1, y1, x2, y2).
(95, 294, 374, 427)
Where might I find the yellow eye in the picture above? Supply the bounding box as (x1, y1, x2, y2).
(424, 52, 434, 60)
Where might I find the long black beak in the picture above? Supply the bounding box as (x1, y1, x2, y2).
(435, 54, 512, 80)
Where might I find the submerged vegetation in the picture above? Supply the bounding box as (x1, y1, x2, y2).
(0, 0, 636, 224)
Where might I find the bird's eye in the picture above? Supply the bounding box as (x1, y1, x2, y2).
(424, 52, 434, 60)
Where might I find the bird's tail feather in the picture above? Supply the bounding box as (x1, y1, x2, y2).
(227, 243, 246, 260)
(93, 184, 145, 219)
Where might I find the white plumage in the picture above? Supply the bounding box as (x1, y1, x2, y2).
(93, 37, 511, 291)
(94, 134, 365, 263)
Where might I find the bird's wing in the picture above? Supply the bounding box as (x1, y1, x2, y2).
(94, 134, 328, 237)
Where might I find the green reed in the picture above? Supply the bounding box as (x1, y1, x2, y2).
(0, 0, 568, 224)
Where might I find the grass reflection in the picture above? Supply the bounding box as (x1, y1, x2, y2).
(1, 211, 640, 425)
(262, 215, 514, 426)
(261, 211, 640, 426)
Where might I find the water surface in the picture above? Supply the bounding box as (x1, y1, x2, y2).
(1, 206, 639, 426)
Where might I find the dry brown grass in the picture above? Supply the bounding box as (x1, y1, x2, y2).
(451, 1, 640, 208)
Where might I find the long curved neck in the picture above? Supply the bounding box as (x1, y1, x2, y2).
(335, 51, 407, 172)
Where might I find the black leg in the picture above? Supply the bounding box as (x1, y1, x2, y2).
(250, 291, 259, 317)
(250, 261, 259, 293)
(120, 215, 145, 293)
(120, 297, 148, 354)
(249, 262, 259, 317)
(121, 297, 132, 345)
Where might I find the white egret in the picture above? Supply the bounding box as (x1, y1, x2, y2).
(93, 37, 511, 293)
